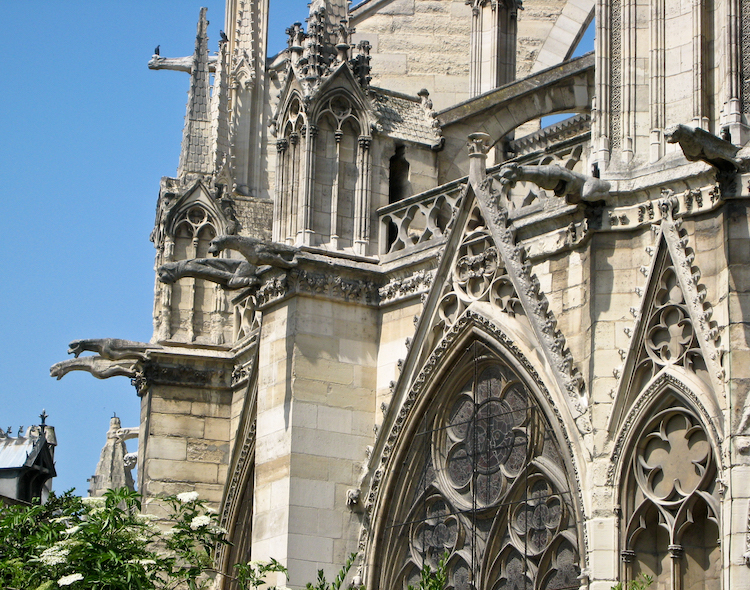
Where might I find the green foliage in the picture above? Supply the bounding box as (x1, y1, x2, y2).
(233, 558, 287, 590)
(407, 553, 448, 590)
(0, 487, 228, 590)
(611, 573, 654, 590)
(306, 552, 359, 590)
(0, 490, 361, 590)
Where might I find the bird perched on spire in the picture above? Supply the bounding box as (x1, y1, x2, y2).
(154, 44, 160, 56)
(220, 30, 228, 43)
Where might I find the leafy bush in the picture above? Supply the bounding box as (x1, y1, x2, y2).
(0, 487, 275, 590)
(612, 573, 653, 590)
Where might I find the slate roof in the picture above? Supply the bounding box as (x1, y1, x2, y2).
(372, 89, 442, 147)
(0, 429, 44, 469)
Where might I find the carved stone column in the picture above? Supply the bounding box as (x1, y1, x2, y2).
(155, 236, 174, 342)
(468, 0, 518, 97)
(353, 135, 371, 256)
(594, 0, 613, 167)
(273, 138, 288, 243)
(210, 284, 227, 345)
(288, 132, 300, 245)
(187, 236, 198, 342)
(298, 124, 318, 246)
(669, 544, 684, 590)
(330, 130, 343, 250)
(692, 0, 706, 129)
(729, 0, 749, 143)
(649, 0, 665, 162)
(620, 549, 636, 589)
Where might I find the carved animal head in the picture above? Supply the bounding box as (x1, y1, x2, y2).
(68, 340, 86, 358)
(157, 263, 179, 284)
(50, 362, 70, 380)
(208, 235, 230, 256)
(664, 124, 686, 144)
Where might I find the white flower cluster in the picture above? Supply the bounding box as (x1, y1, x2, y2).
(58, 572, 84, 586)
(40, 544, 70, 567)
(189, 515, 212, 530)
(176, 491, 199, 503)
(81, 496, 105, 506)
(63, 526, 80, 536)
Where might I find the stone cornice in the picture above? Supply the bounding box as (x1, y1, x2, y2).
(131, 351, 234, 396)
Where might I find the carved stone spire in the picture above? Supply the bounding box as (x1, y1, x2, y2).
(87, 416, 137, 497)
(211, 35, 231, 175)
(308, 0, 350, 48)
(177, 7, 213, 181)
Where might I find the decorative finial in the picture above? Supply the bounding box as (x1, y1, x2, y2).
(39, 409, 48, 425)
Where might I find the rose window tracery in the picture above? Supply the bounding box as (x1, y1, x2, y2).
(381, 359, 580, 590)
(510, 478, 564, 556)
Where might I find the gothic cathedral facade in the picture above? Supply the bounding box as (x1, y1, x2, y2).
(55, 0, 750, 588)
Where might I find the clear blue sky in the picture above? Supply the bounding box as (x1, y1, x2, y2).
(0, 1, 308, 495)
(0, 2, 593, 496)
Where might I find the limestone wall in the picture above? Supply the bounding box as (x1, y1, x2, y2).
(252, 296, 377, 584)
(351, 0, 473, 110)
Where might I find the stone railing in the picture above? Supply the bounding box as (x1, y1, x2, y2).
(377, 179, 466, 256)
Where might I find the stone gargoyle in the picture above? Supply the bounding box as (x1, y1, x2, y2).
(68, 338, 160, 361)
(208, 235, 300, 269)
(496, 162, 611, 203)
(158, 258, 260, 289)
(147, 54, 217, 73)
(50, 357, 137, 381)
(665, 124, 749, 172)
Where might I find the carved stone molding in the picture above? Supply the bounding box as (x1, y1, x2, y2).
(474, 178, 589, 425)
(131, 361, 230, 396)
(378, 269, 435, 305)
(254, 268, 379, 309)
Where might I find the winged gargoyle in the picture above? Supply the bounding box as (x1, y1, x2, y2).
(665, 124, 750, 172)
(157, 258, 260, 289)
(68, 338, 161, 361)
(208, 235, 300, 269)
(50, 357, 137, 381)
(496, 162, 611, 203)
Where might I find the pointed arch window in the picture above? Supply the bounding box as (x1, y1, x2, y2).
(378, 350, 581, 590)
(620, 393, 720, 590)
(168, 205, 219, 343)
(274, 93, 372, 254)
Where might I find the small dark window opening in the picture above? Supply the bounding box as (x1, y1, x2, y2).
(389, 145, 410, 204)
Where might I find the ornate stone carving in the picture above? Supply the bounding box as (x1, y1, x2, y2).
(158, 258, 260, 289)
(50, 357, 137, 381)
(67, 338, 160, 361)
(619, 399, 720, 589)
(130, 362, 229, 395)
(208, 235, 299, 269)
(360, 310, 587, 571)
(472, 174, 589, 423)
(424, 205, 527, 358)
(378, 270, 435, 304)
(666, 124, 750, 172)
(496, 162, 611, 203)
(380, 182, 464, 255)
(376, 361, 581, 590)
(618, 193, 725, 405)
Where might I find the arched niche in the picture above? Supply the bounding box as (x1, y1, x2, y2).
(371, 339, 584, 590)
(617, 387, 721, 590)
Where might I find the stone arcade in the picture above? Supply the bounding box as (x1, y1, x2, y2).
(52, 0, 750, 588)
